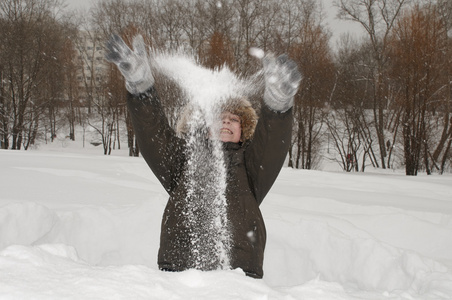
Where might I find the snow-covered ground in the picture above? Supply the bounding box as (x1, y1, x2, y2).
(1, 138, 451, 300)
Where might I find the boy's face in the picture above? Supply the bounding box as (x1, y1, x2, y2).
(218, 112, 242, 143)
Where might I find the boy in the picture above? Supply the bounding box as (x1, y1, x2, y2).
(106, 34, 301, 278)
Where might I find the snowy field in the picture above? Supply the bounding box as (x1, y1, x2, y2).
(1, 140, 452, 300)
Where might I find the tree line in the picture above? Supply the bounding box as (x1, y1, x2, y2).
(0, 0, 451, 175)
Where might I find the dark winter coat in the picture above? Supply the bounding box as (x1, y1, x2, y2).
(127, 86, 292, 278)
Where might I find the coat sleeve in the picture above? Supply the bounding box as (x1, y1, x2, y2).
(244, 104, 292, 205)
(127, 86, 184, 194)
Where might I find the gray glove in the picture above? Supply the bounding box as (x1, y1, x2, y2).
(262, 54, 301, 112)
(105, 34, 154, 95)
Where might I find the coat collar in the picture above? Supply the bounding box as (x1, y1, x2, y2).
(222, 141, 241, 151)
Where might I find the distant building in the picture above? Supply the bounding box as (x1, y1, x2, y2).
(74, 31, 109, 105)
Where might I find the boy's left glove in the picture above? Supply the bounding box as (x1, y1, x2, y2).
(262, 54, 301, 112)
(105, 34, 154, 95)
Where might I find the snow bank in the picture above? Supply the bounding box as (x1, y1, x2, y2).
(0, 243, 358, 300)
(1, 150, 452, 299)
(265, 214, 452, 294)
(0, 202, 57, 250)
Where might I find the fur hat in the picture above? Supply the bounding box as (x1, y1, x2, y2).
(176, 97, 258, 142)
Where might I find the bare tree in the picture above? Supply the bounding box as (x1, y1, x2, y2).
(288, 1, 334, 169)
(60, 33, 82, 142)
(337, 0, 408, 169)
(434, 0, 452, 174)
(155, 0, 185, 51)
(231, 0, 264, 75)
(179, 0, 208, 55)
(389, 2, 450, 175)
(0, 0, 71, 149)
(254, 0, 280, 53)
(332, 36, 384, 171)
(325, 108, 365, 171)
(199, 31, 236, 70)
(0, 18, 9, 149)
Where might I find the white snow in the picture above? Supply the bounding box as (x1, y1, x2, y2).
(153, 52, 248, 111)
(1, 144, 452, 299)
(249, 47, 265, 60)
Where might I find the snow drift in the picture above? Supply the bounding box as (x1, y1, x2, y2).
(1, 148, 451, 299)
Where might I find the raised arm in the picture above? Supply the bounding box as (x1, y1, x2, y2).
(105, 34, 184, 193)
(246, 53, 301, 204)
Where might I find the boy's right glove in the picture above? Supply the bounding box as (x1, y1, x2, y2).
(105, 34, 154, 95)
(262, 54, 301, 112)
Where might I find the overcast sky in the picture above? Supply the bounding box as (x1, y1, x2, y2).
(64, 0, 364, 48)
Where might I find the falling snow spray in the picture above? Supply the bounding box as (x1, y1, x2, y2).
(152, 51, 258, 270)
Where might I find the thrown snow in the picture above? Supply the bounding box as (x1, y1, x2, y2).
(152, 52, 248, 111)
(1, 145, 452, 299)
(249, 47, 265, 60)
